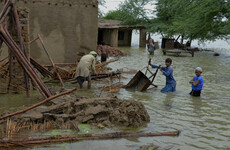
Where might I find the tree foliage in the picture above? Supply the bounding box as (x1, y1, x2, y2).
(152, 0, 230, 41)
(103, 10, 123, 20)
(98, 0, 106, 18)
(102, 0, 230, 42)
(103, 0, 151, 25)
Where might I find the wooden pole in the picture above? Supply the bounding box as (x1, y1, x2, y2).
(30, 57, 53, 78)
(0, 131, 179, 146)
(0, 56, 8, 62)
(151, 65, 161, 83)
(28, 36, 39, 44)
(0, 32, 47, 97)
(3, 27, 51, 96)
(0, 29, 46, 96)
(12, 3, 30, 97)
(37, 34, 64, 87)
(0, 0, 51, 97)
(0, 0, 11, 20)
(0, 5, 12, 23)
(0, 88, 76, 120)
(0, 27, 51, 97)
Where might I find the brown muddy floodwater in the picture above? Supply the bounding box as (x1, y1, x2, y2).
(1, 46, 230, 150)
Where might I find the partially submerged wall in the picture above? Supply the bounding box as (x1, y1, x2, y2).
(118, 30, 132, 46)
(0, 0, 98, 64)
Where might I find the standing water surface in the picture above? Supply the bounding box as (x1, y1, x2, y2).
(1, 46, 230, 150)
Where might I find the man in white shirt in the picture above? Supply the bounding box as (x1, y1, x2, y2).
(75, 51, 97, 89)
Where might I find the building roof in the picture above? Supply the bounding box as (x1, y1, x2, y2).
(98, 19, 145, 29)
(19, 0, 97, 5)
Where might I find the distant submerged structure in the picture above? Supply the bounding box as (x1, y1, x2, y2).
(98, 19, 146, 47)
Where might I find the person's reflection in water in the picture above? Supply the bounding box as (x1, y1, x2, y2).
(163, 92, 176, 110)
(191, 96, 202, 114)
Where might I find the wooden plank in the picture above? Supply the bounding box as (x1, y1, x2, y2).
(163, 49, 194, 57)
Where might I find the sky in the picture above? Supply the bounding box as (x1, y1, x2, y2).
(99, 0, 156, 17)
(99, 0, 124, 14)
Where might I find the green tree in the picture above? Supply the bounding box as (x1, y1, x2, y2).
(152, 0, 230, 42)
(98, 0, 106, 18)
(102, 0, 230, 42)
(103, 10, 123, 20)
(221, 1, 230, 35)
(103, 0, 151, 25)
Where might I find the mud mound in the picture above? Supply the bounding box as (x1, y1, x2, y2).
(18, 96, 150, 128)
(96, 45, 127, 57)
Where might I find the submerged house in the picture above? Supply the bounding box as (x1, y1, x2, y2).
(98, 19, 146, 47)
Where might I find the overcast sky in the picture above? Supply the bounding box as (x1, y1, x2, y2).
(99, 0, 156, 17)
(99, 0, 124, 14)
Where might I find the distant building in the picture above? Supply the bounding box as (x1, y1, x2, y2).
(98, 19, 146, 47)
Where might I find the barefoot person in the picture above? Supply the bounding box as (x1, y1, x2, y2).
(75, 51, 97, 89)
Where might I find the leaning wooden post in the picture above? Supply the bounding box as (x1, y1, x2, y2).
(37, 34, 64, 87)
(0, 0, 11, 19)
(28, 36, 39, 44)
(0, 33, 47, 98)
(0, 27, 51, 97)
(12, 3, 30, 97)
(3, 28, 51, 97)
(0, 56, 8, 62)
(0, 88, 76, 120)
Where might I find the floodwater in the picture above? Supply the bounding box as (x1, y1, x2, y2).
(1, 43, 230, 150)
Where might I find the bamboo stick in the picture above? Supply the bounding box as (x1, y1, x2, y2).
(28, 36, 39, 44)
(91, 72, 121, 80)
(0, 34, 46, 97)
(95, 58, 119, 69)
(0, 56, 8, 62)
(0, 29, 48, 97)
(0, 6, 11, 24)
(100, 82, 123, 91)
(1, 26, 51, 97)
(0, 88, 76, 120)
(0, 131, 180, 146)
(1, 61, 8, 67)
(43, 63, 76, 67)
(37, 34, 64, 87)
(2, 28, 40, 80)
(12, 3, 30, 97)
(30, 57, 53, 78)
(7, 53, 12, 93)
(0, 0, 11, 22)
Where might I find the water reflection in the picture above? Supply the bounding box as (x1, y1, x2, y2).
(163, 93, 175, 110)
(191, 96, 202, 114)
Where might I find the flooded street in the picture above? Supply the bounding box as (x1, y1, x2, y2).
(1, 45, 230, 150)
(0, 0, 229, 149)
(97, 46, 230, 150)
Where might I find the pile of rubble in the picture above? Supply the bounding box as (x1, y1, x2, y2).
(15, 94, 150, 128)
(96, 45, 127, 57)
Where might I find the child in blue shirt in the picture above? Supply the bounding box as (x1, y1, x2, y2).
(189, 67, 204, 96)
(148, 58, 176, 93)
